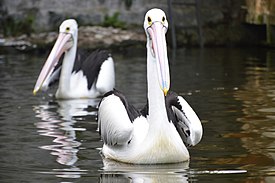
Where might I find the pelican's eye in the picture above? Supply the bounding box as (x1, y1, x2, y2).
(162, 16, 166, 23)
(148, 16, 152, 26)
(66, 27, 70, 32)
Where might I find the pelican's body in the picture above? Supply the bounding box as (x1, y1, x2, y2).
(33, 19, 115, 99)
(97, 9, 203, 164)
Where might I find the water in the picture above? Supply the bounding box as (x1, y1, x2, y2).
(0, 47, 275, 182)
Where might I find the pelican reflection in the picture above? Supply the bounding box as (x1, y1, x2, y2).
(100, 158, 189, 183)
(34, 99, 98, 166)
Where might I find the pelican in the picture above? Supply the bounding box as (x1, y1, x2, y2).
(33, 19, 115, 99)
(97, 8, 203, 164)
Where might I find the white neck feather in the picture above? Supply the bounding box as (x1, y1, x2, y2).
(58, 33, 78, 95)
(146, 41, 168, 127)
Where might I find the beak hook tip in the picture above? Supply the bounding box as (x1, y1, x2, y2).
(33, 89, 38, 96)
(164, 88, 168, 96)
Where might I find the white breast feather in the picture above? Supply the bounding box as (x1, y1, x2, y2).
(96, 57, 115, 94)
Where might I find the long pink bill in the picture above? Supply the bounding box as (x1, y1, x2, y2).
(148, 22, 170, 96)
(33, 32, 73, 95)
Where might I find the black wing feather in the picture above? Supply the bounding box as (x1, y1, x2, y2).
(73, 49, 110, 90)
(166, 91, 191, 146)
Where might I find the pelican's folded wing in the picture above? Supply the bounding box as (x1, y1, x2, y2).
(98, 89, 141, 146)
(166, 91, 203, 147)
(73, 50, 111, 91)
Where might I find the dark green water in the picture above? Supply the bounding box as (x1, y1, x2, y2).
(0, 48, 275, 182)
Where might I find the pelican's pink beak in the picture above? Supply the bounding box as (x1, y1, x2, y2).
(33, 32, 73, 95)
(147, 22, 170, 96)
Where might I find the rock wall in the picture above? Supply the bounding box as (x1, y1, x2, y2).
(1, 0, 168, 32)
(2, 0, 267, 47)
(0, 0, 244, 31)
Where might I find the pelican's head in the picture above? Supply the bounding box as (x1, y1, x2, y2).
(59, 19, 78, 39)
(144, 8, 170, 96)
(33, 19, 78, 95)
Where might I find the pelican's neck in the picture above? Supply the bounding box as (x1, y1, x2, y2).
(146, 41, 168, 126)
(58, 33, 78, 95)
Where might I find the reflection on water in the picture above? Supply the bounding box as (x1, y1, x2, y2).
(100, 158, 249, 183)
(2, 48, 275, 182)
(33, 98, 99, 178)
(232, 50, 275, 181)
(170, 48, 275, 182)
(100, 159, 189, 183)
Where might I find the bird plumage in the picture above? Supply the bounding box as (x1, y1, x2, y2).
(33, 19, 115, 99)
(97, 8, 203, 164)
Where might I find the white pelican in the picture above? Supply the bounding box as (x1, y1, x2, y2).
(97, 8, 203, 164)
(33, 19, 115, 99)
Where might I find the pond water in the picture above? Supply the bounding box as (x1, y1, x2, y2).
(0, 47, 275, 182)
